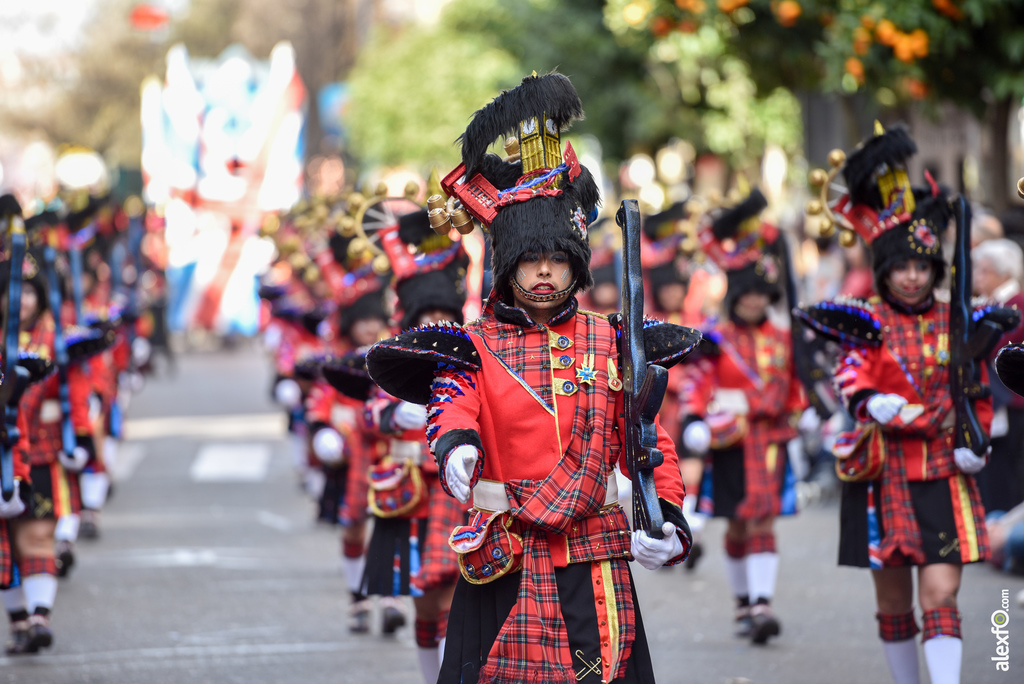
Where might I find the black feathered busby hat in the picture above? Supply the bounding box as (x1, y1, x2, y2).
(870, 183, 949, 298)
(339, 285, 389, 338)
(643, 202, 691, 305)
(699, 188, 781, 311)
(831, 122, 947, 295)
(392, 209, 468, 330)
(442, 72, 601, 304)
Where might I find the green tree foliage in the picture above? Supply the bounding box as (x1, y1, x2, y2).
(347, 0, 679, 168)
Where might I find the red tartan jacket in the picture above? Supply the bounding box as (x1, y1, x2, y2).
(427, 297, 688, 568)
(17, 314, 93, 467)
(838, 296, 992, 480)
(679, 316, 805, 441)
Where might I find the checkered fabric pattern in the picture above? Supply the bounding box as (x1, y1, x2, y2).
(712, 321, 800, 520)
(869, 300, 955, 566)
(922, 606, 961, 641)
(414, 473, 464, 592)
(876, 610, 921, 642)
(747, 531, 776, 554)
(0, 521, 12, 588)
(724, 536, 747, 559)
(20, 556, 57, 577)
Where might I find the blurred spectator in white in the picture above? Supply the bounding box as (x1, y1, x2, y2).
(973, 238, 1024, 512)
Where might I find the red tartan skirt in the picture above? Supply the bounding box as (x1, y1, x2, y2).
(0, 520, 12, 588)
(698, 444, 796, 520)
(439, 562, 656, 684)
(839, 474, 988, 568)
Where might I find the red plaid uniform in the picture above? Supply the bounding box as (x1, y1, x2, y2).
(876, 610, 920, 642)
(679, 318, 804, 519)
(17, 314, 93, 468)
(837, 297, 991, 565)
(922, 606, 961, 641)
(363, 389, 462, 592)
(20, 556, 57, 577)
(428, 298, 688, 683)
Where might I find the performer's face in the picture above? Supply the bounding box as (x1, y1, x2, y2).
(19, 287, 38, 326)
(733, 291, 770, 324)
(887, 259, 934, 305)
(655, 282, 686, 314)
(512, 251, 573, 320)
(349, 317, 385, 346)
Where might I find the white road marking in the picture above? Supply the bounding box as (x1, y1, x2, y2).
(111, 442, 145, 482)
(190, 443, 271, 482)
(0, 640, 360, 668)
(125, 413, 286, 441)
(256, 509, 292, 531)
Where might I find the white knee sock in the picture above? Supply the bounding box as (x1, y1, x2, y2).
(923, 636, 961, 684)
(22, 574, 58, 613)
(882, 639, 920, 684)
(724, 555, 749, 599)
(342, 554, 366, 595)
(746, 552, 779, 602)
(438, 637, 446, 666)
(55, 514, 81, 542)
(2, 586, 26, 614)
(80, 471, 111, 510)
(417, 646, 440, 684)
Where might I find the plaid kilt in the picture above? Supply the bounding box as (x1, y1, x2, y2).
(25, 462, 80, 520)
(439, 561, 656, 684)
(699, 442, 796, 520)
(418, 473, 465, 592)
(362, 516, 429, 597)
(0, 520, 12, 588)
(839, 474, 989, 568)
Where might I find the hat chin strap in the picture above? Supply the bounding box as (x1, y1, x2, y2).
(512, 276, 574, 303)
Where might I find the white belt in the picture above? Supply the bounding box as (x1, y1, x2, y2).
(472, 474, 619, 513)
(708, 388, 749, 416)
(40, 399, 62, 424)
(391, 439, 424, 466)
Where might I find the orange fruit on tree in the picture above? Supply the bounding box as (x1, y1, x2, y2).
(777, 0, 802, 27)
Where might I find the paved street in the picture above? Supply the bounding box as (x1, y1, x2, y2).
(1, 345, 1022, 684)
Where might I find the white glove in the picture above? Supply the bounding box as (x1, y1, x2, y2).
(58, 446, 91, 473)
(954, 447, 987, 474)
(392, 402, 427, 431)
(0, 481, 25, 519)
(797, 407, 822, 433)
(682, 421, 712, 454)
(866, 394, 908, 425)
(274, 378, 302, 408)
(312, 427, 345, 465)
(131, 336, 152, 367)
(445, 445, 478, 504)
(630, 522, 685, 571)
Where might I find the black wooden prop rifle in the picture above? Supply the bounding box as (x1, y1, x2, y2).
(0, 208, 27, 501)
(42, 229, 76, 458)
(950, 195, 1002, 455)
(616, 199, 668, 539)
(777, 235, 836, 419)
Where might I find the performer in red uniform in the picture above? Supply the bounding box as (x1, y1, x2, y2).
(797, 124, 1018, 684)
(367, 72, 700, 684)
(679, 189, 809, 644)
(0, 256, 96, 653)
(328, 207, 469, 682)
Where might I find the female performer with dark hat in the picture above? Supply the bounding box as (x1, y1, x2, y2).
(678, 189, 810, 644)
(797, 124, 1019, 684)
(366, 72, 701, 683)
